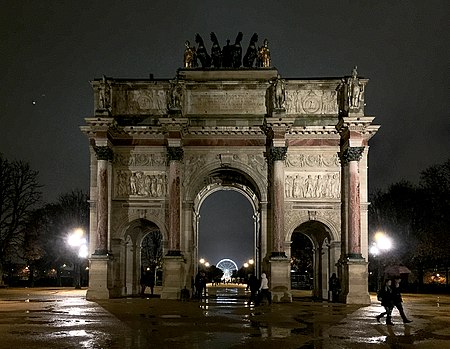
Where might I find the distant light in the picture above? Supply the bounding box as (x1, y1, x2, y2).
(32, 101, 36, 105)
(248, 259, 254, 265)
(205, 262, 210, 267)
(78, 244, 88, 258)
(244, 263, 249, 268)
(369, 244, 380, 256)
(68, 228, 86, 247)
(199, 258, 205, 264)
(374, 232, 392, 251)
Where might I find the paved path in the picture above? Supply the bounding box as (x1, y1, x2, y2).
(0, 286, 449, 348)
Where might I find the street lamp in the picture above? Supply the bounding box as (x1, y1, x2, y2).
(370, 231, 393, 290)
(67, 228, 88, 289)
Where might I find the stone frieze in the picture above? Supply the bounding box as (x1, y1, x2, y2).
(285, 172, 340, 199)
(115, 170, 167, 198)
(285, 89, 338, 115)
(114, 153, 166, 167)
(285, 153, 340, 168)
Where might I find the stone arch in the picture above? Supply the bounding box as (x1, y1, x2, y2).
(287, 218, 341, 300)
(115, 218, 165, 297)
(116, 211, 168, 245)
(285, 209, 340, 244)
(190, 166, 264, 280)
(184, 158, 268, 203)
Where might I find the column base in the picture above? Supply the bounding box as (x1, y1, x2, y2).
(342, 258, 371, 305)
(86, 254, 112, 300)
(269, 256, 292, 302)
(160, 255, 185, 300)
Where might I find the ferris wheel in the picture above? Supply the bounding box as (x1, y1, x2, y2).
(216, 258, 238, 280)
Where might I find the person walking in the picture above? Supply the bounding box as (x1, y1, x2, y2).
(376, 279, 395, 325)
(392, 278, 412, 323)
(256, 273, 271, 305)
(248, 274, 259, 304)
(329, 273, 341, 302)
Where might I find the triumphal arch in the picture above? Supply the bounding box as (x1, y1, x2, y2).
(81, 33, 379, 304)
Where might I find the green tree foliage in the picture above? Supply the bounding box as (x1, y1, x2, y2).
(0, 154, 41, 284)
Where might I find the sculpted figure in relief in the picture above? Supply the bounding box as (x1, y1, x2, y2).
(117, 170, 166, 198)
(285, 173, 340, 199)
(168, 79, 183, 110)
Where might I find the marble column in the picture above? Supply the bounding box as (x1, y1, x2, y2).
(93, 145, 112, 255)
(270, 146, 288, 257)
(166, 146, 183, 256)
(342, 147, 364, 259)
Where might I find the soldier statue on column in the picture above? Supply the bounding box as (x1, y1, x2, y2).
(347, 66, 363, 109)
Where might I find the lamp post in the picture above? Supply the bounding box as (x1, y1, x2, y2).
(370, 232, 393, 290)
(68, 228, 88, 289)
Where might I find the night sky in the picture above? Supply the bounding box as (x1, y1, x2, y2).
(1, 1, 449, 266)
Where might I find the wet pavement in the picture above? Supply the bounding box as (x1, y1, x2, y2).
(0, 286, 449, 348)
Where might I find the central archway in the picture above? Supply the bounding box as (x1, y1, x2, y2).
(191, 166, 264, 289)
(198, 190, 254, 271)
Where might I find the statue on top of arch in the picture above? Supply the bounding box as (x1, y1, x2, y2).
(182, 32, 272, 69)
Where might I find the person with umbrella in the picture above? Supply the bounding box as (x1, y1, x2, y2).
(376, 279, 395, 325)
(391, 278, 413, 324)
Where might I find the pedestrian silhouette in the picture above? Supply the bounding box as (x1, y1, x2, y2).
(376, 279, 395, 325)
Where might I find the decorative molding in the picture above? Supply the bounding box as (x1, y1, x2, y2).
(167, 147, 184, 161)
(114, 153, 166, 167)
(269, 147, 288, 162)
(285, 153, 339, 168)
(341, 147, 364, 164)
(94, 146, 113, 161)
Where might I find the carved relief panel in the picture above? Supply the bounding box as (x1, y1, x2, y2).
(115, 170, 167, 198)
(285, 173, 340, 199)
(113, 87, 168, 115)
(113, 152, 167, 199)
(285, 152, 340, 199)
(285, 89, 338, 115)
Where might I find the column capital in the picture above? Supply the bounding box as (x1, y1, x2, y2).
(94, 146, 113, 161)
(167, 146, 184, 161)
(269, 146, 288, 162)
(340, 147, 364, 164)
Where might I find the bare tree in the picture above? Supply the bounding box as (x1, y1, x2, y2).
(0, 154, 41, 285)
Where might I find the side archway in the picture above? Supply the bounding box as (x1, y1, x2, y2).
(117, 218, 165, 296)
(287, 219, 340, 300)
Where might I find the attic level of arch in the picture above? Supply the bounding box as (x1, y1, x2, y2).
(83, 67, 378, 144)
(90, 68, 368, 120)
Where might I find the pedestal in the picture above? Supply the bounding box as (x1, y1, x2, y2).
(269, 256, 292, 302)
(342, 258, 371, 304)
(160, 255, 185, 299)
(86, 255, 112, 300)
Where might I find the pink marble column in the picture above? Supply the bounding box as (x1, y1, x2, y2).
(342, 147, 364, 258)
(94, 146, 112, 255)
(167, 147, 183, 256)
(271, 147, 287, 257)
